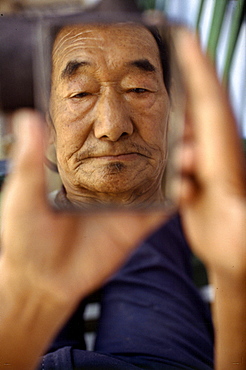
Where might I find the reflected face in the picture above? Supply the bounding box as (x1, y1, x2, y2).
(50, 23, 170, 206)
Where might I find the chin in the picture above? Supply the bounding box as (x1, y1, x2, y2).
(87, 181, 135, 195)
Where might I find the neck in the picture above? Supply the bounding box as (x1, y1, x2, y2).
(55, 185, 164, 210)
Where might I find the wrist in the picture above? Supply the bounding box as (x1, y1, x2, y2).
(0, 258, 74, 369)
(207, 267, 246, 370)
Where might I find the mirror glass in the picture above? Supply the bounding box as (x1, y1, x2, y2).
(0, 11, 185, 214)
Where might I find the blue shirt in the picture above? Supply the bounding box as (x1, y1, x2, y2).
(40, 215, 214, 369)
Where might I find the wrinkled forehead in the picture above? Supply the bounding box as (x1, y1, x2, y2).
(52, 23, 161, 71)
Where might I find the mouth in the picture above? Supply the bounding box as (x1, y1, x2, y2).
(87, 153, 145, 161)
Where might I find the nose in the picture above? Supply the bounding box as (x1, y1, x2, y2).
(93, 88, 134, 141)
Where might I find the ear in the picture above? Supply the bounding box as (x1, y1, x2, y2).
(45, 112, 56, 146)
(45, 112, 57, 166)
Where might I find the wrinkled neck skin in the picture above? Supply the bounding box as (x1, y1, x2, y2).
(58, 178, 165, 210)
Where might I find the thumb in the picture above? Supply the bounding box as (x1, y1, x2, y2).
(3, 110, 48, 212)
(175, 30, 245, 195)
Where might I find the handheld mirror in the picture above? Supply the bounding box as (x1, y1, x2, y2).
(0, 10, 185, 216)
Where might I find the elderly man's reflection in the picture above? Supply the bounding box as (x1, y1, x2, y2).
(46, 23, 214, 369)
(49, 23, 170, 208)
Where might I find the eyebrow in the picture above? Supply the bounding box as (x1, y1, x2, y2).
(61, 60, 90, 79)
(127, 59, 156, 73)
(60, 58, 156, 80)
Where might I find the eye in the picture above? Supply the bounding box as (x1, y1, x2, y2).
(70, 92, 91, 99)
(129, 88, 149, 94)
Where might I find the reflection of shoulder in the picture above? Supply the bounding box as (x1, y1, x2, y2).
(49, 189, 59, 201)
(48, 189, 60, 208)
(49, 186, 72, 209)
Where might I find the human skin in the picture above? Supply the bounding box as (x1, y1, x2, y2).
(49, 24, 170, 207)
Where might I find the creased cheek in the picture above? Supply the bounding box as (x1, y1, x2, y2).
(127, 97, 156, 112)
(55, 139, 74, 167)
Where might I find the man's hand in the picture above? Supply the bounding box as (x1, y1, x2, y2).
(0, 110, 164, 369)
(175, 31, 246, 369)
(176, 30, 246, 276)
